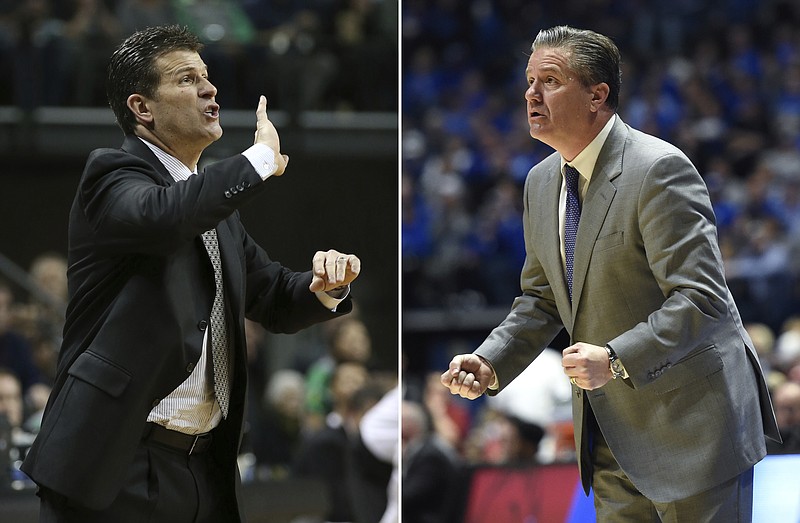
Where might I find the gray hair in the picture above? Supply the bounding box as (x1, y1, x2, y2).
(532, 26, 622, 110)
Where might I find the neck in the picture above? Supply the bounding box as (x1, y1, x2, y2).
(561, 110, 614, 162)
(135, 127, 201, 171)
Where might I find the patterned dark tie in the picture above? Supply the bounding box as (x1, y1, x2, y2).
(564, 165, 582, 302)
(201, 229, 231, 418)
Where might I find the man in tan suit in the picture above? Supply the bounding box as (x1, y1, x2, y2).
(442, 26, 779, 522)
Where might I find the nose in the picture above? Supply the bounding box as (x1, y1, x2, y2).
(199, 76, 217, 98)
(525, 80, 540, 102)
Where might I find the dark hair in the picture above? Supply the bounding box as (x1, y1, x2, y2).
(532, 26, 622, 110)
(106, 25, 203, 134)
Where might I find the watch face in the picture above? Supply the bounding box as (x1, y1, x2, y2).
(610, 359, 626, 379)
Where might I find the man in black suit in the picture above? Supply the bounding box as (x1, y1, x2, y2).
(21, 25, 361, 523)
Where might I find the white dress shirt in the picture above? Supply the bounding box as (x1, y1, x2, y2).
(558, 114, 616, 268)
(142, 139, 346, 434)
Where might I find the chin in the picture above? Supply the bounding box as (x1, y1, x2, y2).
(529, 125, 546, 140)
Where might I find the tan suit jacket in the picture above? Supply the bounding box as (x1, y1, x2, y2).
(475, 117, 779, 503)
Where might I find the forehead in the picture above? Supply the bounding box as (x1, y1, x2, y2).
(155, 50, 207, 78)
(526, 47, 572, 76)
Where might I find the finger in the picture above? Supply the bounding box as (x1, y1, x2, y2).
(348, 255, 361, 276)
(441, 370, 454, 388)
(336, 255, 348, 282)
(447, 376, 461, 395)
(312, 251, 327, 276)
(324, 253, 338, 284)
(469, 380, 483, 398)
(448, 356, 463, 377)
(309, 251, 329, 292)
(461, 377, 483, 399)
(256, 95, 267, 125)
(458, 370, 475, 394)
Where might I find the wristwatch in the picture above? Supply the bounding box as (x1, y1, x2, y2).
(605, 346, 628, 379)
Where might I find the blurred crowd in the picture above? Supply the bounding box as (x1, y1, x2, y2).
(402, 0, 800, 521)
(0, 251, 399, 523)
(0, 0, 397, 113)
(402, 0, 800, 330)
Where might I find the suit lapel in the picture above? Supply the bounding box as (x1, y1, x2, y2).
(120, 135, 175, 187)
(540, 165, 572, 313)
(571, 119, 626, 312)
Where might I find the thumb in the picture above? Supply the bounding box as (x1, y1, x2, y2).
(449, 355, 466, 375)
(309, 275, 325, 292)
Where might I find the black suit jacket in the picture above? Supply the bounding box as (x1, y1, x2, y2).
(22, 136, 351, 514)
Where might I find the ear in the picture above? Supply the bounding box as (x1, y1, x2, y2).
(589, 83, 610, 112)
(127, 94, 153, 125)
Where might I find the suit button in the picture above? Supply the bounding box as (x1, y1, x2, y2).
(242, 181, 251, 189)
(186, 362, 195, 373)
(198, 319, 208, 331)
(151, 398, 160, 408)
(224, 190, 232, 198)
(654, 369, 662, 377)
(647, 372, 654, 380)
(236, 184, 244, 191)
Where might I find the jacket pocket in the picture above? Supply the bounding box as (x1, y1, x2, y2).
(650, 345, 724, 395)
(595, 230, 624, 252)
(68, 350, 132, 398)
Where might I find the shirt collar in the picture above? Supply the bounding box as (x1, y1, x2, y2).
(138, 137, 197, 182)
(560, 113, 616, 183)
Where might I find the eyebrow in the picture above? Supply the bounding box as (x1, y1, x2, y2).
(164, 62, 207, 79)
(173, 65, 202, 75)
(527, 64, 564, 76)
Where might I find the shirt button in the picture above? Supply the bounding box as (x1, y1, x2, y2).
(197, 319, 208, 331)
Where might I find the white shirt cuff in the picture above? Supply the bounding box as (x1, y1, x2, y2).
(242, 144, 277, 180)
(477, 355, 499, 390)
(315, 285, 350, 312)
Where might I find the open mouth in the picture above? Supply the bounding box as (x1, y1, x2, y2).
(204, 105, 220, 118)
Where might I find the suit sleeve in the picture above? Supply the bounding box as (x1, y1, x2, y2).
(79, 148, 266, 256)
(236, 218, 351, 334)
(607, 152, 732, 388)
